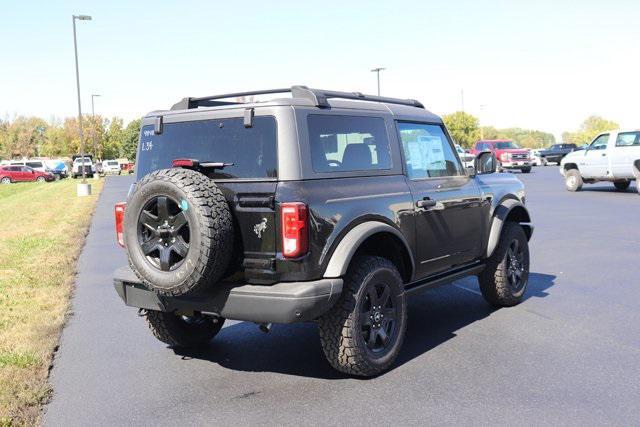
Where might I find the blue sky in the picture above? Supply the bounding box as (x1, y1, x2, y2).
(1, 0, 638, 138)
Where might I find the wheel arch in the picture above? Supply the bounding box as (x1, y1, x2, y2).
(323, 221, 415, 282)
(486, 199, 533, 258)
(563, 162, 579, 171)
(633, 159, 640, 178)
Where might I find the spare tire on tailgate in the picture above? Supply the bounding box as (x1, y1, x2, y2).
(124, 168, 233, 296)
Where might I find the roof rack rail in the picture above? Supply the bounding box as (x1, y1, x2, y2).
(170, 86, 424, 110)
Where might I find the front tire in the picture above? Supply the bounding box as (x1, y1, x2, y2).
(36, 176, 46, 183)
(565, 169, 583, 191)
(1, 177, 11, 184)
(318, 256, 407, 377)
(521, 167, 532, 174)
(479, 223, 530, 307)
(145, 310, 224, 347)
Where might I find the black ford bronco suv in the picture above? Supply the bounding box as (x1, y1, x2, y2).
(113, 86, 533, 376)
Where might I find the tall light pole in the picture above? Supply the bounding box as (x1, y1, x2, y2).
(370, 67, 385, 96)
(72, 14, 92, 195)
(479, 104, 486, 139)
(91, 94, 100, 160)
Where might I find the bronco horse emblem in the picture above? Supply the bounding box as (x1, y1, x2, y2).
(253, 218, 268, 238)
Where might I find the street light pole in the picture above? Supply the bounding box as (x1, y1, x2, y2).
(370, 67, 385, 96)
(479, 104, 486, 140)
(91, 94, 100, 160)
(72, 14, 92, 195)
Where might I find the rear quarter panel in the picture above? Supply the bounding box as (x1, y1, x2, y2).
(274, 176, 415, 282)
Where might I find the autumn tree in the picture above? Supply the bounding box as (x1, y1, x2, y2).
(563, 116, 619, 145)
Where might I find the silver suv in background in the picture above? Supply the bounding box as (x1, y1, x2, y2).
(102, 160, 122, 175)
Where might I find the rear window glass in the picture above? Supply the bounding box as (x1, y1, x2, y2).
(136, 117, 277, 179)
(616, 131, 640, 147)
(307, 115, 391, 173)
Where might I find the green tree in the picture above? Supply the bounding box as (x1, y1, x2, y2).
(443, 111, 480, 148)
(103, 117, 125, 159)
(480, 126, 499, 140)
(495, 128, 556, 148)
(120, 118, 141, 160)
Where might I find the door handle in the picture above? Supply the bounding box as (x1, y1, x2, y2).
(416, 198, 445, 210)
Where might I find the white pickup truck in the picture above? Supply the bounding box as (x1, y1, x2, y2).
(560, 129, 640, 193)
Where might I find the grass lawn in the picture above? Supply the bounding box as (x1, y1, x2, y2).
(0, 179, 103, 425)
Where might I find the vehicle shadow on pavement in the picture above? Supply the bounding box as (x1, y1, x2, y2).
(173, 272, 555, 380)
(579, 186, 638, 194)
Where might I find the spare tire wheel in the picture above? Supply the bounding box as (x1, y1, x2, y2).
(124, 168, 233, 296)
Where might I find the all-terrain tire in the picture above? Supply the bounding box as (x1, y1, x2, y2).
(125, 168, 233, 296)
(613, 181, 630, 191)
(479, 222, 530, 307)
(565, 169, 583, 192)
(318, 256, 407, 377)
(145, 310, 224, 347)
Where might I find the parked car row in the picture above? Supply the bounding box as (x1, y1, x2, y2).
(0, 156, 135, 184)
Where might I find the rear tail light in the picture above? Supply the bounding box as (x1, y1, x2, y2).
(115, 202, 126, 248)
(280, 202, 308, 258)
(172, 158, 198, 168)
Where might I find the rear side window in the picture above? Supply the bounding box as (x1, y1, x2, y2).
(397, 122, 463, 179)
(26, 162, 42, 168)
(307, 115, 391, 173)
(136, 117, 277, 179)
(615, 131, 640, 147)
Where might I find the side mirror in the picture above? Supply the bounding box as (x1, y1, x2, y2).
(31, 170, 35, 174)
(474, 151, 497, 174)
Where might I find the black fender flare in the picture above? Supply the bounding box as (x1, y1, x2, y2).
(323, 221, 415, 279)
(486, 199, 533, 258)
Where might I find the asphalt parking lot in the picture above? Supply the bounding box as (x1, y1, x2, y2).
(44, 167, 639, 426)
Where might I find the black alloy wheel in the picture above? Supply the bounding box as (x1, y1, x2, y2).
(361, 282, 398, 354)
(505, 238, 526, 293)
(137, 195, 190, 271)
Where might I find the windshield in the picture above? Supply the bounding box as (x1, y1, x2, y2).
(495, 141, 519, 149)
(107, 161, 119, 166)
(136, 117, 277, 180)
(74, 158, 92, 164)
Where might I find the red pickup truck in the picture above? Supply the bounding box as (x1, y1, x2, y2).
(470, 139, 532, 173)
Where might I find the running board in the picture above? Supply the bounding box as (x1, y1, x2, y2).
(404, 262, 484, 297)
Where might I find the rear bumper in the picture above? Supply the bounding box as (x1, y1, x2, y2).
(113, 267, 343, 324)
